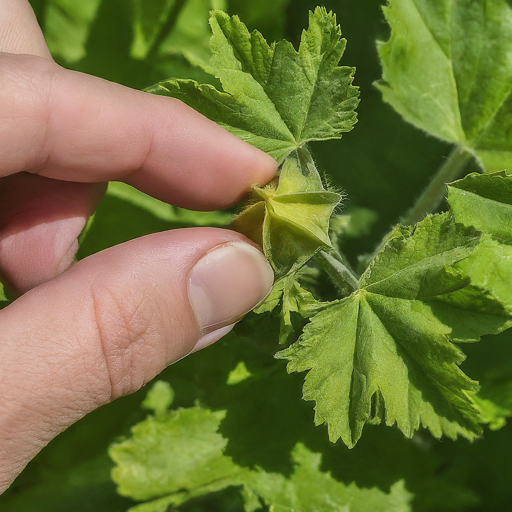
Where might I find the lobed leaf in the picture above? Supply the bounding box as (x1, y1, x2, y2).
(448, 171, 512, 243)
(255, 273, 327, 345)
(377, 0, 512, 171)
(110, 408, 237, 503)
(110, 384, 413, 512)
(447, 171, 512, 314)
(277, 213, 512, 446)
(148, 7, 359, 163)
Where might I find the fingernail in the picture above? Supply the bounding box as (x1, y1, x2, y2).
(188, 242, 274, 334)
(191, 324, 235, 353)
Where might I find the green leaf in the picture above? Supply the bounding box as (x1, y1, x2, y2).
(277, 277, 326, 345)
(162, 0, 227, 68)
(451, 237, 512, 316)
(131, 0, 176, 59)
(472, 394, 510, 430)
(111, 393, 413, 512)
(43, 0, 101, 63)
(277, 213, 512, 447)
(245, 445, 412, 512)
(150, 0, 228, 68)
(42, 0, 224, 69)
(110, 408, 239, 503)
(148, 7, 359, 163)
(376, 0, 512, 171)
(230, 151, 341, 278)
(448, 171, 512, 243)
(255, 272, 326, 345)
(448, 172, 512, 309)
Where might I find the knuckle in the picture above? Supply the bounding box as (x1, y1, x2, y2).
(0, 54, 61, 172)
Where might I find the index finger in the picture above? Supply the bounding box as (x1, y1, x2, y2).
(0, 53, 277, 211)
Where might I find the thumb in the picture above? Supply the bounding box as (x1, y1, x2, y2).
(0, 228, 273, 493)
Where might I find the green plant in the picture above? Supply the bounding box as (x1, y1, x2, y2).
(4, 1, 512, 511)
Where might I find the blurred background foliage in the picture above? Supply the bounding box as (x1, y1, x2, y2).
(2, 1, 512, 510)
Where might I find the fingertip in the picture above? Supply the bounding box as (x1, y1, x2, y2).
(231, 143, 278, 201)
(0, 175, 105, 294)
(248, 145, 279, 187)
(0, 216, 85, 295)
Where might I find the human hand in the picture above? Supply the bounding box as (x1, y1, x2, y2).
(0, 0, 276, 493)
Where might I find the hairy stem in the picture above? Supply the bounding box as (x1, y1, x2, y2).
(147, 0, 188, 61)
(315, 250, 358, 297)
(401, 145, 474, 226)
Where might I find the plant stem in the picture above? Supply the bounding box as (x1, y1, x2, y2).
(315, 250, 358, 297)
(401, 145, 474, 226)
(147, 0, 188, 61)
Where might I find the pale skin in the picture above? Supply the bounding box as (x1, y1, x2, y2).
(0, 0, 277, 493)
